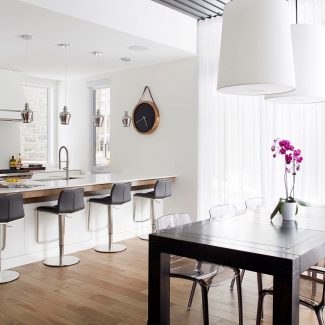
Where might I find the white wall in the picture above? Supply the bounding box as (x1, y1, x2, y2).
(57, 78, 92, 171)
(0, 121, 20, 168)
(110, 58, 199, 216)
(58, 58, 199, 216)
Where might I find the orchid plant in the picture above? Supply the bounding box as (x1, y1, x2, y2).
(271, 139, 303, 202)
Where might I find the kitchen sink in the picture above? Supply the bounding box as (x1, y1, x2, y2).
(35, 176, 83, 181)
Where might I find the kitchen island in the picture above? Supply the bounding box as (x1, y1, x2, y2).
(0, 173, 176, 270)
(0, 173, 176, 202)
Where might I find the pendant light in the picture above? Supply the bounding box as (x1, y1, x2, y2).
(19, 34, 33, 123)
(122, 111, 132, 127)
(91, 51, 104, 127)
(58, 43, 71, 125)
(265, 3, 325, 104)
(94, 108, 104, 127)
(217, 0, 295, 96)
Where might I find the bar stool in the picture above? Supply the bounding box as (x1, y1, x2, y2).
(37, 188, 85, 267)
(133, 179, 172, 240)
(88, 182, 131, 253)
(0, 193, 24, 283)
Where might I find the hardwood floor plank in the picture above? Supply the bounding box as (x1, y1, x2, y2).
(0, 238, 322, 324)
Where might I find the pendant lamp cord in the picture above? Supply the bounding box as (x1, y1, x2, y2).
(25, 38, 29, 104)
(64, 45, 67, 107)
(97, 54, 100, 113)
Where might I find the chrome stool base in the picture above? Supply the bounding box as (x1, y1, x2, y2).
(0, 270, 20, 284)
(95, 243, 127, 253)
(43, 255, 80, 267)
(138, 233, 150, 241)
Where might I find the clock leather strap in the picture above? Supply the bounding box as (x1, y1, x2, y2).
(138, 86, 157, 107)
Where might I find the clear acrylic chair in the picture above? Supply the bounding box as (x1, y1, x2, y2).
(245, 197, 266, 212)
(256, 268, 325, 325)
(256, 203, 325, 325)
(209, 204, 237, 221)
(242, 197, 267, 294)
(209, 204, 243, 292)
(156, 213, 243, 325)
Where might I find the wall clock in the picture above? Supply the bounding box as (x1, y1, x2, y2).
(132, 86, 160, 134)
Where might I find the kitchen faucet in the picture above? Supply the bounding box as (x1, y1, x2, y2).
(59, 146, 69, 180)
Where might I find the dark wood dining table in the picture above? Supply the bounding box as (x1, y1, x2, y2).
(148, 211, 325, 324)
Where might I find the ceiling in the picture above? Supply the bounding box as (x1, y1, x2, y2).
(0, 0, 195, 80)
(152, 0, 230, 19)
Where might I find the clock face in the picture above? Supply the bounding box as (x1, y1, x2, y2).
(132, 101, 159, 134)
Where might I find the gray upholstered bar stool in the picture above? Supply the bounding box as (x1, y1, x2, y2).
(37, 188, 85, 267)
(0, 193, 24, 283)
(133, 179, 172, 240)
(88, 182, 131, 253)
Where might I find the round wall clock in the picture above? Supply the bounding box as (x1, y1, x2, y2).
(132, 86, 160, 134)
(133, 101, 159, 134)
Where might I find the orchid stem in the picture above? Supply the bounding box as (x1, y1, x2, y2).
(284, 160, 288, 199)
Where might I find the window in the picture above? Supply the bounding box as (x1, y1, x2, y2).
(20, 84, 50, 164)
(92, 87, 110, 169)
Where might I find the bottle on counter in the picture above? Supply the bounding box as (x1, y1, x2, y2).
(16, 153, 22, 170)
(9, 155, 17, 170)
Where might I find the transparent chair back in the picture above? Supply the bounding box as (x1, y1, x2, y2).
(209, 204, 237, 221)
(156, 213, 192, 231)
(245, 197, 265, 210)
(156, 213, 193, 266)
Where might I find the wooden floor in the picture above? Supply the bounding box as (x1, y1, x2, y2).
(0, 238, 321, 325)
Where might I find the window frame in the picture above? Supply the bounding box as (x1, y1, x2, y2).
(90, 82, 111, 174)
(21, 80, 55, 166)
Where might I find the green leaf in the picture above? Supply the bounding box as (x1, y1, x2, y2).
(296, 198, 325, 208)
(295, 198, 312, 207)
(270, 199, 282, 220)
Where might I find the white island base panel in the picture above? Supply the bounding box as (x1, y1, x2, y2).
(0, 174, 172, 269)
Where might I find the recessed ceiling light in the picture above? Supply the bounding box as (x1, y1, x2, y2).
(90, 51, 103, 56)
(18, 34, 32, 40)
(57, 43, 71, 48)
(120, 57, 131, 62)
(128, 45, 148, 51)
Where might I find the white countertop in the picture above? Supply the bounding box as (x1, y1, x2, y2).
(0, 173, 176, 195)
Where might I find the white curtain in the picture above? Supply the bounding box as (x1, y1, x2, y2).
(197, 3, 325, 219)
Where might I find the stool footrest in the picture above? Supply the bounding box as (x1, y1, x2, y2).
(134, 217, 151, 223)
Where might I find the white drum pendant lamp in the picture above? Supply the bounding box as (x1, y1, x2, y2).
(265, 24, 325, 104)
(217, 0, 295, 96)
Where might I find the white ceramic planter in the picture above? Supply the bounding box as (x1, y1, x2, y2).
(281, 201, 297, 221)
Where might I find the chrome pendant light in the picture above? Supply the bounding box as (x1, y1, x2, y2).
(58, 43, 71, 125)
(21, 103, 33, 123)
(91, 51, 104, 127)
(265, 2, 325, 104)
(217, 0, 295, 96)
(94, 109, 104, 127)
(19, 34, 33, 123)
(59, 106, 71, 125)
(122, 111, 132, 127)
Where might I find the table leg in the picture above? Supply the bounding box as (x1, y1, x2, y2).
(148, 239, 170, 325)
(273, 274, 300, 325)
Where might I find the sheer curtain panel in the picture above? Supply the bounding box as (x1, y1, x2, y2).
(197, 8, 325, 219)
